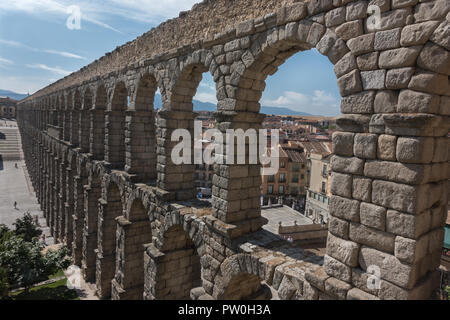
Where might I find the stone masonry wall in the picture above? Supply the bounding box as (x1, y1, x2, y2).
(17, 0, 449, 300)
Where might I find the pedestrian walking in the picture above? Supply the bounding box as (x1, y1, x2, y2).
(13, 201, 17, 209)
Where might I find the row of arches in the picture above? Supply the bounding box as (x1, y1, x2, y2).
(16, 0, 450, 300)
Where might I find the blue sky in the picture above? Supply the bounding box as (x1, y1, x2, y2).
(0, 0, 340, 116)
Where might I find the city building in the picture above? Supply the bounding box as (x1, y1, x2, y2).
(301, 141, 332, 224)
(0, 97, 17, 119)
(261, 142, 308, 208)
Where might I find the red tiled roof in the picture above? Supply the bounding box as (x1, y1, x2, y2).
(284, 149, 306, 163)
(298, 141, 332, 156)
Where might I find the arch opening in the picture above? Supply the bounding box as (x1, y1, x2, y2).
(96, 181, 122, 298)
(80, 88, 93, 153)
(125, 74, 157, 180)
(106, 82, 127, 167)
(91, 85, 107, 160)
(153, 225, 202, 300)
(157, 63, 210, 200)
(112, 199, 152, 300)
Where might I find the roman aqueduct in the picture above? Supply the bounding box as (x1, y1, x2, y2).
(16, 0, 449, 300)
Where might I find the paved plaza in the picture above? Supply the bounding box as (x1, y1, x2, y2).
(261, 205, 314, 234)
(0, 122, 52, 243)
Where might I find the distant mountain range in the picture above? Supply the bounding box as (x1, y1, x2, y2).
(153, 93, 311, 116)
(0, 89, 311, 116)
(0, 90, 29, 101)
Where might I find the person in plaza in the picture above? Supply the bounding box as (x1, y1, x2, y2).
(13, 201, 17, 209)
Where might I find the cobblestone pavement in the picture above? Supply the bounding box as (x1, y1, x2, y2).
(0, 146, 53, 245)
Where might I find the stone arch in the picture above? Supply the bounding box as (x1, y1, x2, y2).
(165, 54, 212, 112)
(63, 91, 72, 141)
(125, 73, 158, 179)
(96, 178, 124, 298)
(112, 196, 152, 300)
(57, 94, 64, 128)
(65, 152, 77, 260)
(157, 56, 215, 200)
(79, 87, 93, 152)
(230, 23, 351, 114)
(91, 84, 107, 160)
(51, 95, 58, 126)
(152, 223, 202, 300)
(77, 162, 102, 283)
(70, 89, 81, 146)
(213, 254, 271, 300)
(133, 72, 158, 111)
(105, 81, 127, 167)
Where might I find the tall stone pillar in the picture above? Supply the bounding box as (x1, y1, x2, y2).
(90, 109, 105, 160)
(82, 183, 101, 283)
(95, 199, 116, 299)
(111, 216, 152, 300)
(124, 110, 156, 181)
(63, 111, 70, 142)
(105, 110, 125, 168)
(70, 110, 79, 147)
(58, 160, 67, 243)
(156, 110, 195, 201)
(65, 166, 74, 251)
(79, 110, 90, 153)
(72, 176, 85, 266)
(323, 114, 449, 299)
(53, 157, 60, 242)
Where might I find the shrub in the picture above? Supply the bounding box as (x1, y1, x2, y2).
(0, 237, 70, 292)
(0, 267, 9, 299)
(13, 212, 42, 242)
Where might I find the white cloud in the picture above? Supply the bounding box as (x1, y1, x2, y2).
(0, 38, 87, 60)
(43, 49, 87, 60)
(194, 92, 217, 104)
(26, 63, 72, 76)
(0, 76, 53, 94)
(0, 39, 23, 47)
(199, 82, 215, 91)
(0, 56, 14, 66)
(0, 0, 200, 33)
(262, 90, 340, 116)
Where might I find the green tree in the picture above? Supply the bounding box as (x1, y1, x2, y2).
(13, 212, 42, 242)
(0, 236, 70, 293)
(45, 246, 72, 271)
(0, 267, 9, 299)
(0, 224, 11, 244)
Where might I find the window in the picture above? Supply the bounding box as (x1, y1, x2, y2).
(268, 185, 273, 194)
(279, 173, 286, 183)
(280, 161, 286, 168)
(293, 163, 299, 172)
(322, 182, 326, 193)
(302, 164, 305, 169)
(290, 187, 298, 195)
(323, 164, 328, 177)
(268, 175, 275, 182)
(279, 185, 284, 194)
(301, 174, 305, 180)
(292, 174, 299, 183)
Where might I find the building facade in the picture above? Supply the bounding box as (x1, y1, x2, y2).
(0, 97, 17, 119)
(302, 141, 333, 224)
